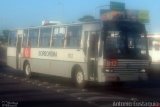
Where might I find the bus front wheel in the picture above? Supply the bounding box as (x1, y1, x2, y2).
(24, 63, 32, 78)
(73, 68, 85, 88)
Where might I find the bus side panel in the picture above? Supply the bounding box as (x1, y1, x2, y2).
(21, 58, 88, 80)
(20, 58, 50, 74)
(29, 58, 50, 74)
(7, 56, 16, 69)
(7, 47, 17, 69)
(50, 60, 88, 79)
(21, 48, 88, 80)
(50, 60, 72, 78)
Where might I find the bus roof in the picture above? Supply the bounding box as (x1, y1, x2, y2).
(10, 21, 101, 31)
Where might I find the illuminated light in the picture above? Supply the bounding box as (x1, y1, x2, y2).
(103, 59, 117, 73)
(140, 69, 146, 73)
(106, 59, 118, 67)
(103, 69, 114, 73)
(105, 69, 110, 72)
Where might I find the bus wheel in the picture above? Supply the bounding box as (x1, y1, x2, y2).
(24, 63, 31, 78)
(73, 68, 85, 88)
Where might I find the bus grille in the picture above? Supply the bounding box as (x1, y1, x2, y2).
(106, 59, 149, 72)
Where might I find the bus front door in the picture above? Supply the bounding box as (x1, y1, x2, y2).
(87, 32, 99, 81)
(16, 34, 22, 69)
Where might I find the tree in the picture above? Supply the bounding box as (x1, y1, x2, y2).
(78, 15, 96, 22)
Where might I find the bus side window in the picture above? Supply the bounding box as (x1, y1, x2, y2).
(89, 32, 98, 57)
(28, 28, 39, 48)
(23, 30, 28, 48)
(8, 31, 16, 47)
(66, 31, 71, 47)
(39, 27, 52, 48)
(52, 27, 65, 48)
(66, 26, 82, 48)
(51, 28, 54, 47)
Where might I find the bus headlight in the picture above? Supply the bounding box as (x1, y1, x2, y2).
(140, 69, 146, 73)
(105, 69, 110, 72)
(103, 69, 114, 73)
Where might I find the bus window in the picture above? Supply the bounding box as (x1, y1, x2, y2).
(89, 31, 99, 57)
(8, 31, 17, 47)
(28, 28, 39, 48)
(39, 27, 51, 48)
(66, 26, 82, 48)
(22, 29, 28, 48)
(52, 27, 65, 48)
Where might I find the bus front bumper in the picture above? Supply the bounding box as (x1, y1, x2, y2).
(103, 72, 148, 82)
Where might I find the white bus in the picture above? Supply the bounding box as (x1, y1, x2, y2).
(7, 21, 150, 87)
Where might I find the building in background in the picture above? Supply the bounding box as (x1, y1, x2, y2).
(147, 34, 160, 64)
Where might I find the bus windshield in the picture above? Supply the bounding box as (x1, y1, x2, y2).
(103, 21, 149, 59)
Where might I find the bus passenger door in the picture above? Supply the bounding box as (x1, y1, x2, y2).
(85, 31, 99, 81)
(16, 32, 23, 69)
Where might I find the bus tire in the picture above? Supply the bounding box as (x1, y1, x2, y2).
(73, 67, 85, 88)
(24, 62, 32, 78)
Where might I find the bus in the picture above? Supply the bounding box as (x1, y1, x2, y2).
(7, 20, 150, 87)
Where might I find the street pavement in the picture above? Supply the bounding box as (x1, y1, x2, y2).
(0, 66, 160, 107)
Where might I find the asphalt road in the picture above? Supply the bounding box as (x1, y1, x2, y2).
(0, 66, 96, 107)
(0, 65, 160, 107)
